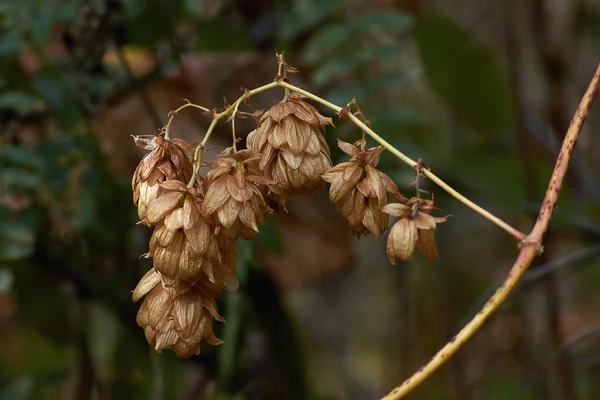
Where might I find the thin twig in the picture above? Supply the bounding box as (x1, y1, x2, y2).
(164, 102, 210, 140)
(380, 63, 600, 399)
(277, 81, 527, 241)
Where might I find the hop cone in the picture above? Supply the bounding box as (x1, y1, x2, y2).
(133, 269, 224, 358)
(202, 150, 274, 240)
(247, 92, 333, 207)
(322, 140, 404, 237)
(132, 135, 194, 224)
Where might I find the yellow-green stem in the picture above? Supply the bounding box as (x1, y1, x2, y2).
(185, 81, 280, 187)
(277, 80, 526, 241)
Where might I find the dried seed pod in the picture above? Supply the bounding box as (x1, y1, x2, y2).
(203, 150, 274, 239)
(247, 92, 333, 207)
(322, 140, 406, 237)
(132, 135, 194, 224)
(134, 270, 225, 358)
(382, 199, 450, 264)
(146, 180, 239, 291)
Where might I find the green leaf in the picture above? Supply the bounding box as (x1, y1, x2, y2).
(0, 92, 40, 110)
(0, 146, 43, 170)
(0, 376, 34, 400)
(312, 44, 403, 85)
(86, 302, 120, 374)
(0, 220, 35, 261)
(414, 16, 513, 137)
(0, 269, 14, 294)
(0, 31, 24, 56)
(302, 24, 353, 65)
(301, 10, 411, 65)
(484, 377, 535, 400)
(218, 241, 252, 389)
(247, 267, 307, 400)
(278, 0, 345, 41)
(2, 168, 42, 189)
(254, 215, 285, 255)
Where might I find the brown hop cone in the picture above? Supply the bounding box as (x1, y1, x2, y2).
(133, 268, 224, 358)
(132, 135, 194, 224)
(146, 180, 238, 290)
(202, 150, 274, 240)
(382, 198, 450, 264)
(246, 92, 333, 207)
(322, 140, 405, 237)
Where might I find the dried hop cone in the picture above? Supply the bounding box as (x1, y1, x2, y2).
(133, 268, 224, 358)
(382, 198, 450, 263)
(146, 180, 238, 290)
(247, 92, 333, 207)
(202, 150, 274, 240)
(132, 135, 194, 224)
(322, 139, 405, 237)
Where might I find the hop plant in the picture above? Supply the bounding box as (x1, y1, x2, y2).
(202, 150, 274, 240)
(145, 180, 238, 290)
(322, 139, 405, 237)
(382, 198, 450, 263)
(247, 92, 333, 208)
(131, 135, 194, 225)
(133, 268, 224, 358)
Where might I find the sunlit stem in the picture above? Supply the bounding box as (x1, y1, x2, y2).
(277, 80, 527, 241)
(184, 82, 279, 188)
(164, 103, 210, 140)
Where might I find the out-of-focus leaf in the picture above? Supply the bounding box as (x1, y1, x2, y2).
(21, 328, 71, 377)
(2, 168, 42, 189)
(87, 302, 120, 374)
(0, 269, 14, 293)
(455, 149, 525, 206)
(218, 241, 252, 389)
(0, 31, 24, 56)
(414, 16, 513, 137)
(0, 376, 34, 400)
(312, 44, 402, 85)
(32, 76, 81, 128)
(326, 72, 410, 106)
(254, 215, 286, 255)
(196, 20, 254, 51)
(278, 0, 345, 41)
(302, 24, 352, 65)
(484, 377, 535, 400)
(247, 266, 307, 400)
(0, 145, 43, 170)
(0, 220, 35, 261)
(0, 92, 40, 110)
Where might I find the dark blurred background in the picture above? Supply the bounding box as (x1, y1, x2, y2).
(1, 0, 600, 399)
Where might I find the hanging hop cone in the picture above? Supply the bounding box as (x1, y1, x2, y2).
(382, 198, 450, 263)
(133, 268, 224, 358)
(322, 140, 406, 237)
(246, 92, 333, 208)
(145, 180, 239, 290)
(132, 135, 194, 225)
(202, 150, 274, 240)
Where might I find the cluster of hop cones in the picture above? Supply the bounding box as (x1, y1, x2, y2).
(131, 92, 448, 358)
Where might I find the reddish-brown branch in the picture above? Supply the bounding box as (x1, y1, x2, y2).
(382, 63, 600, 400)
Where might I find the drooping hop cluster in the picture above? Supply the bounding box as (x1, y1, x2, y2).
(131, 134, 266, 358)
(383, 198, 449, 263)
(247, 92, 333, 208)
(322, 139, 406, 237)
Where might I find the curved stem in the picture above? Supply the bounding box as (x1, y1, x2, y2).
(277, 81, 527, 241)
(164, 103, 210, 140)
(381, 63, 600, 399)
(184, 82, 279, 187)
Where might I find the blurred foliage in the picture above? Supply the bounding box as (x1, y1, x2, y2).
(1, 0, 600, 399)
